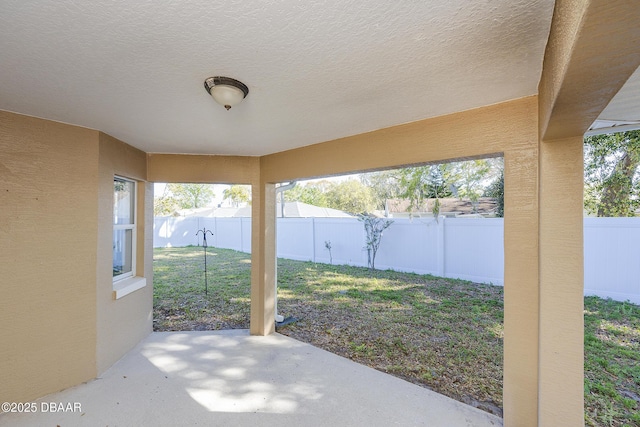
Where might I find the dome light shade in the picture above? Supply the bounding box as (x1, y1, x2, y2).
(204, 76, 249, 110)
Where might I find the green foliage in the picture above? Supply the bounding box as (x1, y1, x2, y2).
(360, 170, 403, 210)
(282, 158, 503, 218)
(284, 184, 329, 207)
(584, 130, 640, 217)
(432, 198, 441, 219)
(400, 164, 452, 200)
(171, 183, 215, 209)
(223, 185, 251, 207)
(398, 164, 453, 216)
(154, 183, 216, 215)
(284, 180, 374, 214)
(395, 158, 502, 217)
(485, 170, 504, 217)
(453, 159, 494, 203)
(154, 192, 179, 216)
(324, 179, 376, 214)
(154, 184, 177, 216)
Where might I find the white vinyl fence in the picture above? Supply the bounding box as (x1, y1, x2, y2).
(154, 216, 640, 304)
(584, 218, 640, 304)
(154, 217, 252, 252)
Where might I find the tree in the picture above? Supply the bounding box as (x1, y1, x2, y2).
(397, 164, 453, 217)
(154, 193, 179, 216)
(154, 183, 215, 216)
(360, 170, 403, 211)
(450, 159, 494, 206)
(584, 130, 640, 217)
(223, 185, 251, 207)
(359, 214, 393, 270)
(393, 159, 502, 217)
(325, 179, 376, 214)
(305, 179, 335, 193)
(284, 184, 329, 207)
(154, 183, 176, 216)
(168, 183, 215, 209)
(485, 170, 504, 217)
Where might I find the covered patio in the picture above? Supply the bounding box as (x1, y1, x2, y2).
(2, 1, 640, 426)
(0, 330, 501, 427)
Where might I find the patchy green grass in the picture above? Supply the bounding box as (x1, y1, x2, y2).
(153, 247, 640, 424)
(275, 258, 505, 416)
(153, 246, 251, 330)
(584, 296, 640, 427)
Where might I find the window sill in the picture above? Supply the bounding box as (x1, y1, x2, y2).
(113, 276, 146, 300)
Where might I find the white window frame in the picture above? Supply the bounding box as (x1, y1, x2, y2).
(113, 176, 137, 282)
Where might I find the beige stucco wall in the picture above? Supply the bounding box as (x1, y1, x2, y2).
(147, 153, 259, 184)
(538, 136, 584, 425)
(539, 0, 640, 140)
(0, 111, 99, 402)
(250, 181, 276, 335)
(96, 133, 152, 374)
(0, 111, 153, 401)
(259, 97, 525, 182)
(534, 1, 640, 423)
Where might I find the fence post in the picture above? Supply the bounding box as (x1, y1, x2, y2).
(213, 217, 218, 247)
(436, 217, 445, 277)
(312, 217, 316, 263)
(196, 217, 201, 246)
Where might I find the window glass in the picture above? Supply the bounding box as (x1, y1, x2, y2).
(113, 177, 135, 281)
(114, 179, 135, 225)
(113, 229, 133, 277)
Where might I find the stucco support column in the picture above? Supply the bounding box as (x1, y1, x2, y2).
(503, 146, 540, 426)
(250, 181, 276, 335)
(538, 136, 584, 425)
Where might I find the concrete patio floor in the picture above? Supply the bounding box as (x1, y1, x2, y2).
(0, 330, 503, 426)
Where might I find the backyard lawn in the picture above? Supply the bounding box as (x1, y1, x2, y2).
(154, 246, 640, 426)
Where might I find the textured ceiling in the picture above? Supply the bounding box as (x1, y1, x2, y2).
(0, 0, 557, 156)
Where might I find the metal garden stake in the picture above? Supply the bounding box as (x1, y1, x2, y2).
(196, 228, 214, 296)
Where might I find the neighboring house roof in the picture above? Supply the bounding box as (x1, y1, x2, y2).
(170, 206, 240, 217)
(386, 197, 498, 217)
(274, 201, 354, 218)
(233, 206, 251, 217)
(172, 202, 353, 218)
(207, 207, 242, 218)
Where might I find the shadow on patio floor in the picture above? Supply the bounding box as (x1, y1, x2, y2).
(0, 330, 502, 426)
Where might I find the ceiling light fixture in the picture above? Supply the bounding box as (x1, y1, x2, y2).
(204, 76, 249, 110)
